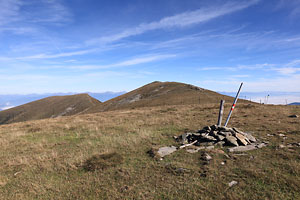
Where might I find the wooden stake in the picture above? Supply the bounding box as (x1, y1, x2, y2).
(217, 100, 225, 126)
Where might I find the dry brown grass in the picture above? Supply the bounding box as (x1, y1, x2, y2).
(0, 103, 299, 199)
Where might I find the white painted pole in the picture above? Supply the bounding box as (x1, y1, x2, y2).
(224, 82, 243, 127)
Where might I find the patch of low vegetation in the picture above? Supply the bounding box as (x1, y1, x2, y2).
(82, 152, 123, 172)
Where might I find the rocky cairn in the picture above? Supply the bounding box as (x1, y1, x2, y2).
(175, 125, 257, 148)
(149, 125, 265, 159)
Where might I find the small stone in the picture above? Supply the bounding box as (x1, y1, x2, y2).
(289, 114, 298, 118)
(225, 136, 239, 146)
(216, 135, 225, 141)
(201, 135, 217, 142)
(212, 149, 226, 155)
(202, 153, 212, 161)
(180, 132, 193, 143)
(235, 133, 249, 146)
(196, 142, 215, 146)
(215, 141, 225, 147)
(241, 132, 256, 143)
(204, 126, 212, 132)
(210, 125, 218, 130)
(186, 147, 205, 153)
(219, 131, 232, 137)
(196, 129, 207, 134)
(210, 130, 218, 137)
(256, 143, 267, 149)
(205, 145, 214, 150)
(278, 134, 286, 137)
(219, 126, 233, 132)
(279, 144, 286, 148)
(232, 127, 242, 133)
(221, 162, 225, 165)
(228, 180, 238, 187)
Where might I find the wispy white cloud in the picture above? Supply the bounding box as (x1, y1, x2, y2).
(197, 59, 300, 77)
(197, 74, 300, 92)
(272, 59, 300, 75)
(0, 74, 52, 81)
(0, 49, 98, 61)
(24, 0, 72, 24)
(274, 67, 300, 75)
(142, 27, 300, 54)
(245, 74, 300, 92)
(68, 54, 176, 70)
(0, 26, 37, 34)
(0, 0, 71, 33)
(87, 0, 260, 45)
(275, 0, 300, 19)
(285, 59, 300, 67)
(198, 63, 274, 71)
(18, 49, 96, 59)
(0, 0, 22, 26)
(284, 36, 300, 42)
(231, 74, 250, 78)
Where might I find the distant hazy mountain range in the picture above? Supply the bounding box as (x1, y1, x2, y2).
(220, 91, 300, 105)
(0, 92, 125, 111)
(289, 102, 300, 105)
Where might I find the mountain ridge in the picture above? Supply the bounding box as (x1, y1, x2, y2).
(0, 93, 101, 125)
(85, 81, 248, 113)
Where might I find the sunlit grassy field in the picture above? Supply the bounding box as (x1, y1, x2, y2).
(0, 103, 299, 199)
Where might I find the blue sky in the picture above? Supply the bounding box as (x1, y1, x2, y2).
(1, 0, 300, 94)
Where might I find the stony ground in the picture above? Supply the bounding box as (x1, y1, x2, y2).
(0, 103, 299, 199)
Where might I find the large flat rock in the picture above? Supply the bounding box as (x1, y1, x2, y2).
(157, 146, 177, 157)
(229, 145, 257, 152)
(228, 143, 267, 152)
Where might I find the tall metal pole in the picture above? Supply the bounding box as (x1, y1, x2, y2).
(224, 82, 243, 127)
(217, 100, 225, 126)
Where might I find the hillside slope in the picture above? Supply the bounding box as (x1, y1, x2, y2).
(0, 103, 299, 199)
(0, 94, 101, 124)
(86, 81, 245, 113)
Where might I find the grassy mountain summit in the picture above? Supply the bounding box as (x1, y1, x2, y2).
(0, 93, 101, 125)
(86, 81, 245, 113)
(0, 82, 299, 199)
(0, 101, 299, 199)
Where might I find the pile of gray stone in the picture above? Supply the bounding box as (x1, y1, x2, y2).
(150, 125, 266, 159)
(175, 125, 257, 147)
